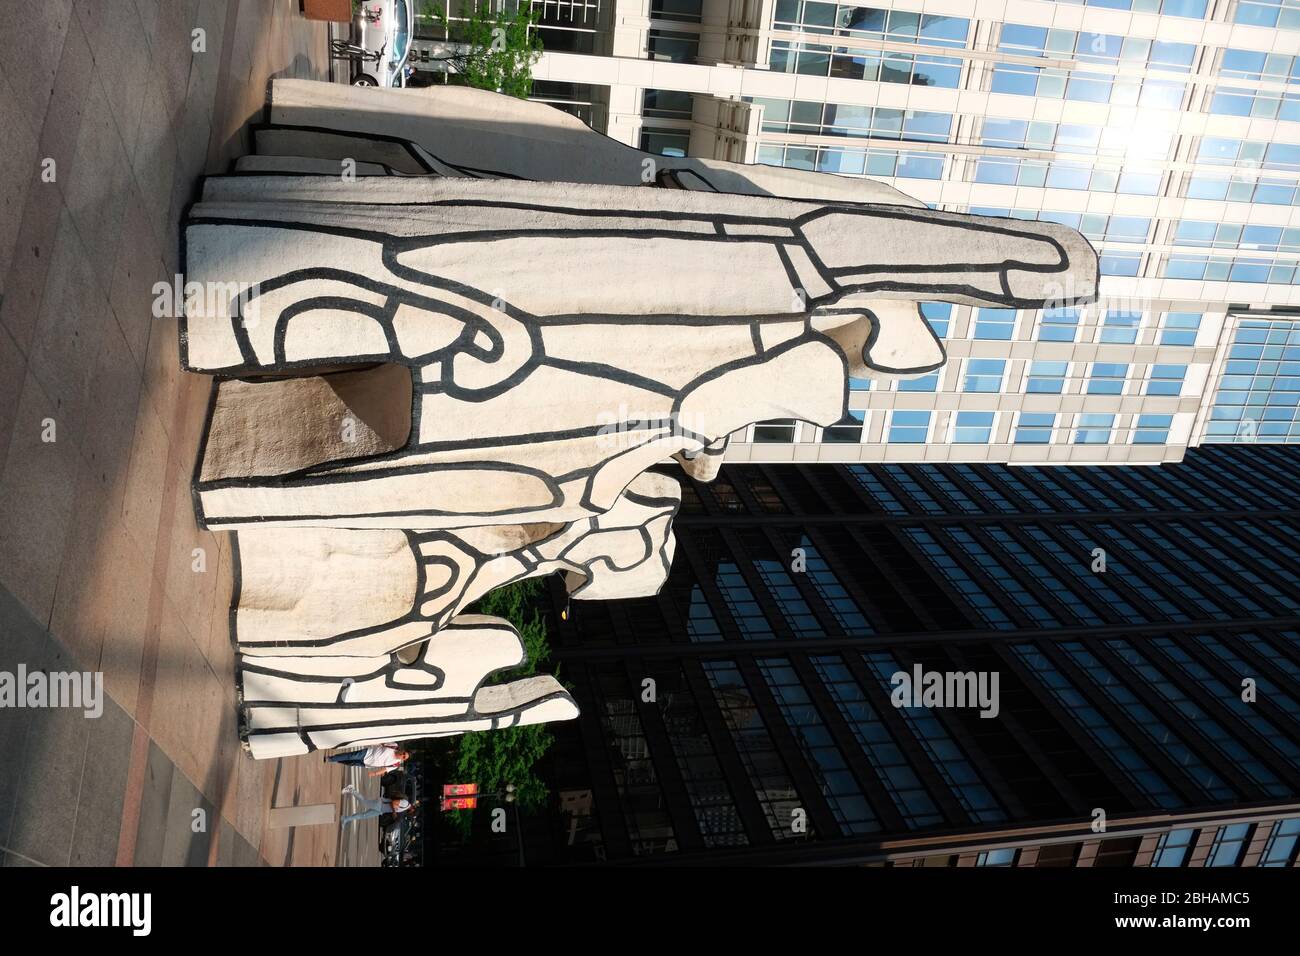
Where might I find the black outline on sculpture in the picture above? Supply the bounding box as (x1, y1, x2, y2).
(178, 81, 1099, 758)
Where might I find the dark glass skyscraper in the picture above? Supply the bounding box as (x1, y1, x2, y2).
(436, 445, 1300, 866)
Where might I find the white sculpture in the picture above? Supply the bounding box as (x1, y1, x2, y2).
(180, 81, 1098, 758)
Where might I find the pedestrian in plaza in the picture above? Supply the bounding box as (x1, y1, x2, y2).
(339, 785, 419, 827)
(325, 743, 408, 773)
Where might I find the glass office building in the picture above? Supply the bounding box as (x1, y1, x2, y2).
(443, 0, 1300, 464)
(433, 444, 1300, 865)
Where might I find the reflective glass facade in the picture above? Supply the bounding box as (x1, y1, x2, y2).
(530, 0, 1300, 464)
(435, 447, 1300, 865)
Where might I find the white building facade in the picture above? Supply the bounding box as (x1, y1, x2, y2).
(511, 0, 1300, 465)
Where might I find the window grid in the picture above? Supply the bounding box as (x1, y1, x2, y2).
(845, 465, 908, 514)
(1148, 637, 1300, 764)
(759, 658, 880, 835)
(886, 468, 945, 513)
(949, 464, 1020, 511)
(983, 527, 1105, 626)
(1095, 524, 1197, 620)
(752, 553, 823, 637)
(811, 655, 944, 828)
(1206, 823, 1253, 867)
(594, 671, 679, 853)
(1193, 634, 1300, 729)
(703, 661, 809, 840)
(656, 668, 750, 847)
(1106, 641, 1288, 797)
(1011, 643, 1182, 807)
(863, 651, 1006, 823)
(902, 528, 1015, 628)
(1206, 319, 1300, 444)
(1133, 523, 1263, 617)
(942, 527, 1061, 626)
(1260, 818, 1300, 867)
(1152, 828, 1196, 867)
(1060, 642, 1235, 800)
(797, 537, 873, 635)
(715, 561, 776, 639)
(1172, 523, 1300, 614)
(1045, 525, 1142, 621)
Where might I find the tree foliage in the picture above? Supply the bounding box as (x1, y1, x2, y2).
(432, 1, 543, 99)
(473, 577, 549, 680)
(438, 579, 556, 834)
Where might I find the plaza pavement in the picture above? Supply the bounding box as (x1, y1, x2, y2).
(0, 0, 378, 867)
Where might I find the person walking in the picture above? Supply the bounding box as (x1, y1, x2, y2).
(326, 743, 408, 774)
(340, 785, 417, 826)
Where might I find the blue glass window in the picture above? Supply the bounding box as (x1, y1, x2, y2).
(920, 302, 951, 337)
(1099, 252, 1141, 276)
(1134, 415, 1173, 444)
(1026, 361, 1068, 393)
(1160, 311, 1201, 346)
(822, 410, 865, 443)
(1206, 824, 1252, 867)
(1074, 413, 1115, 444)
(1205, 319, 1300, 444)
(888, 410, 931, 443)
(1260, 818, 1300, 867)
(964, 359, 1006, 392)
(1038, 307, 1080, 342)
(1099, 311, 1142, 343)
(1087, 363, 1128, 395)
(1147, 364, 1186, 396)
(974, 308, 1017, 340)
(1015, 412, 1056, 444)
(952, 411, 995, 443)
(1152, 828, 1194, 867)
(898, 373, 938, 392)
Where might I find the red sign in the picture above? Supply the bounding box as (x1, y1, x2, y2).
(443, 783, 479, 797)
(441, 796, 478, 811)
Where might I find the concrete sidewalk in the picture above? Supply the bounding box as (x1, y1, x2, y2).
(0, 0, 374, 867)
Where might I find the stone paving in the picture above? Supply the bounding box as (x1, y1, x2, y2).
(0, 0, 377, 867)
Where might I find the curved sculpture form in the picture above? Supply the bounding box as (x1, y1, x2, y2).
(185, 178, 1095, 531)
(232, 472, 678, 659)
(238, 615, 580, 758)
(263, 77, 930, 203)
(181, 81, 1099, 757)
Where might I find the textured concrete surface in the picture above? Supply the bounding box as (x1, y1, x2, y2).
(0, 0, 375, 866)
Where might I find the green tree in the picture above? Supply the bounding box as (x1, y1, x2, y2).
(438, 578, 558, 835)
(431, 1, 543, 98)
(473, 577, 550, 681)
